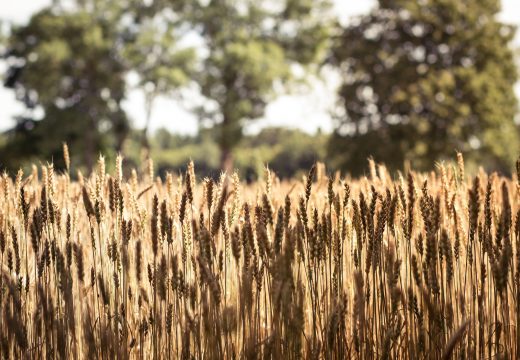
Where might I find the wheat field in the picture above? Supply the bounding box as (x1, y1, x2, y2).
(1, 149, 520, 359)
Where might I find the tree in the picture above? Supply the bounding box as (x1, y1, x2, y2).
(2, 8, 129, 171)
(184, 0, 332, 171)
(121, 5, 196, 156)
(1, 1, 196, 172)
(329, 0, 519, 175)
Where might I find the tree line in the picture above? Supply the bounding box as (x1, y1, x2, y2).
(0, 0, 518, 176)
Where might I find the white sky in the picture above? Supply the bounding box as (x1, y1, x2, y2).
(0, 0, 519, 135)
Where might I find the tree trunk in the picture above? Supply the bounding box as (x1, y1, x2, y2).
(220, 147, 234, 174)
(84, 118, 95, 174)
(141, 92, 155, 160)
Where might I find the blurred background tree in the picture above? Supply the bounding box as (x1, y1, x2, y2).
(329, 0, 519, 175)
(185, 0, 333, 171)
(121, 2, 196, 157)
(1, 0, 196, 172)
(0, 0, 519, 177)
(2, 9, 129, 171)
(148, 126, 327, 180)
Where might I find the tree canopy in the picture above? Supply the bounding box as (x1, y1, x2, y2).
(329, 0, 519, 175)
(1, 0, 333, 173)
(2, 9, 129, 171)
(1, 1, 196, 171)
(1, 0, 519, 176)
(185, 0, 333, 171)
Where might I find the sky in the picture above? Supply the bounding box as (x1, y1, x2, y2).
(0, 0, 519, 135)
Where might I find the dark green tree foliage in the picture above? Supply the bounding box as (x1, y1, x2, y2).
(2, 9, 129, 171)
(185, 0, 332, 171)
(329, 0, 519, 175)
(147, 126, 327, 181)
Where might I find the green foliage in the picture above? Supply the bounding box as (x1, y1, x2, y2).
(121, 4, 197, 150)
(1, 0, 519, 177)
(145, 127, 327, 180)
(237, 128, 328, 179)
(2, 9, 129, 171)
(1, 0, 332, 173)
(1, 1, 196, 172)
(124, 21, 196, 94)
(188, 0, 333, 169)
(329, 0, 519, 175)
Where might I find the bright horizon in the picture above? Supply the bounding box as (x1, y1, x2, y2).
(1, 0, 519, 135)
